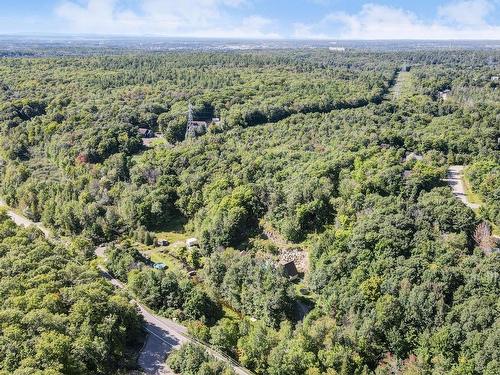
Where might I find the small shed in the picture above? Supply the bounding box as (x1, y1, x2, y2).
(157, 239, 169, 247)
(438, 89, 451, 101)
(282, 261, 299, 279)
(186, 238, 199, 248)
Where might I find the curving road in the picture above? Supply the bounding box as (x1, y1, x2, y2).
(98, 265, 187, 375)
(0, 200, 253, 375)
(0, 199, 52, 237)
(98, 259, 253, 375)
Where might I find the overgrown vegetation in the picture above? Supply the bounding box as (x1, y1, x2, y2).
(0, 49, 499, 375)
(0, 211, 143, 374)
(167, 343, 235, 375)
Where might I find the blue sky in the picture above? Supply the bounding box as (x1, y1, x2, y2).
(1, 0, 499, 39)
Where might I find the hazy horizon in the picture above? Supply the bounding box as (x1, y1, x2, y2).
(1, 0, 499, 40)
(1, 33, 500, 42)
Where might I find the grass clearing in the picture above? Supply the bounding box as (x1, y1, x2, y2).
(153, 215, 190, 244)
(149, 250, 184, 271)
(462, 176, 499, 236)
(462, 176, 483, 206)
(388, 71, 414, 100)
(222, 305, 242, 321)
(131, 240, 186, 272)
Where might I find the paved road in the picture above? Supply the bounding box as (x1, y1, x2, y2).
(0, 199, 52, 237)
(98, 265, 186, 374)
(137, 305, 188, 375)
(443, 166, 481, 210)
(98, 257, 253, 375)
(1, 200, 253, 375)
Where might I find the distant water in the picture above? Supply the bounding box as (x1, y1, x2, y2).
(0, 35, 498, 56)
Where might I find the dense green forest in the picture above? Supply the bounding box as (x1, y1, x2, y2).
(167, 343, 234, 375)
(0, 49, 499, 375)
(0, 211, 143, 374)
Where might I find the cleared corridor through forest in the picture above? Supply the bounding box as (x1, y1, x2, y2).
(443, 166, 481, 210)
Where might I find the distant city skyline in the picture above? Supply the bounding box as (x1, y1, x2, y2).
(1, 0, 499, 40)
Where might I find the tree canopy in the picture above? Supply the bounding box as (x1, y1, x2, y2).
(0, 48, 498, 375)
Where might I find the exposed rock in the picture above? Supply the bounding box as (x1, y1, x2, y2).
(262, 224, 309, 272)
(279, 248, 309, 273)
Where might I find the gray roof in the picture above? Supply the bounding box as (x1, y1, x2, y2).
(282, 261, 299, 277)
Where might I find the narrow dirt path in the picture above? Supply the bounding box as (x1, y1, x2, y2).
(442, 166, 481, 210)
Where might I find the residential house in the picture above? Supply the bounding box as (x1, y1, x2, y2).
(138, 127, 154, 138)
(438, 89, 451, 101)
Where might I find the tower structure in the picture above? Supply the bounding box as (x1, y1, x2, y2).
(185, 103, 195, 139)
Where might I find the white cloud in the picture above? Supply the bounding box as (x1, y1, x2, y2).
(294, 1, 500, 39)
(438, 0, 494, 26)
(55, 0, 280, 38)
(293, 22, 330, 39)
(56, 0, 143, 34)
